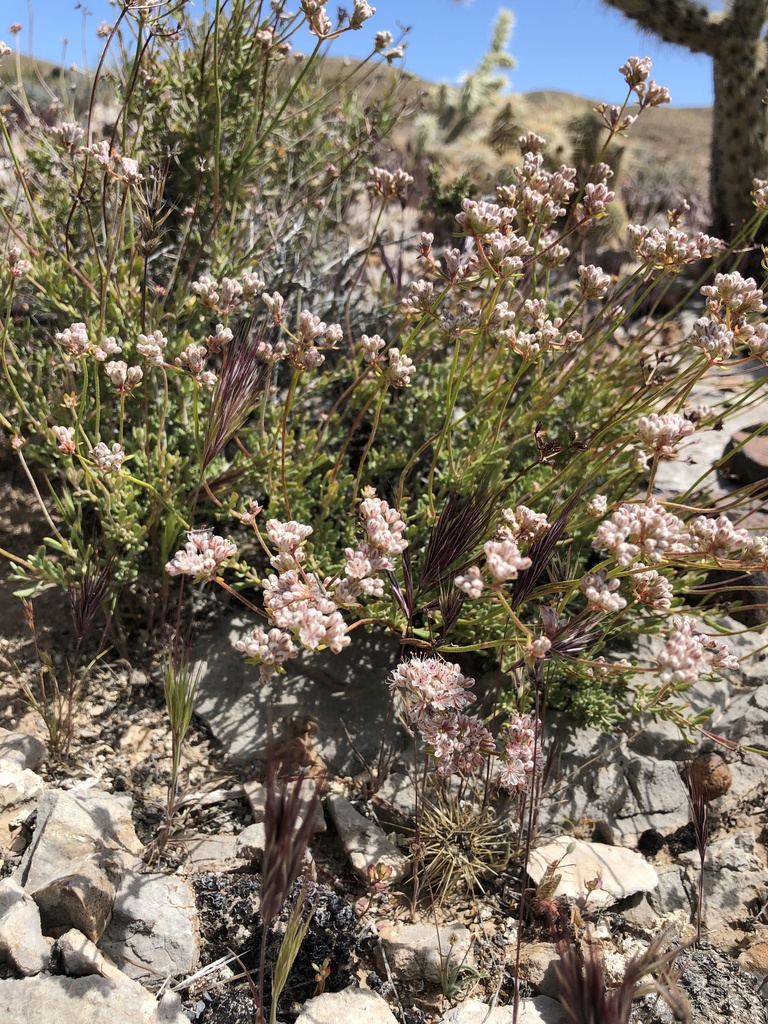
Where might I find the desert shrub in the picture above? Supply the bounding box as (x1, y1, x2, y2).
(2, 0, 768, 788)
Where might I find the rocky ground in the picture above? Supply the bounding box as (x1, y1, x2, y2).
(4, 340, 768, 1023)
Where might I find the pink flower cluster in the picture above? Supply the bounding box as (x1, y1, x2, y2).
(495, 712, 542, 794)
(390, 655, 493, 777)
(56, 323, 122, 362)
(235, 625, 298, 683)
(261, 517, 349, 653)
(165, 529, 237, 581)
(656, 616, 737, 685)
(334, 489, 408, 605)
(637, 412, 695, 458)
(592, 498, 689, 566)
(192, 270, 265, 314)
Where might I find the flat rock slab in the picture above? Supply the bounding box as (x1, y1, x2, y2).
(194, 617, 407, 774)
(527, 837, 658, 909)
(375, 921, 473, 984)
(98, 872, 199, 980)
(0, 761, 43, 849)
(439, 996, 567, 1023)
(0, 974, 188, 1024)
(295, 988, 399, 1024)
(14, 788, 143, 941)
(0, 878, 51, 976)
(326, 793, 410, 883)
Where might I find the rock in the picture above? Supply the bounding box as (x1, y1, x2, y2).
(235, 822, 266, 862)
(295, 988, 399, 1024)
(98, 871, 199, 980)
(0, 728, 46, 770)
(722, 424, 768, 487)
(527, 837, 659, 910)
(688, 752, 732, 800)
(244, 778, 326, 834)
(194, 619, 407, 773)
(15, 788, 143, 941)
(0, 760, 43, 849)
(517, 942, 560, 999)
(375, 921, 473, 984)
(0, 974, 189, 1023)
(326, 793, 410, 883)
(438, 995, 567, 1023)
(629, 944, 768, 1023)
(678, 829, 765, 931)
(57, 928, 125, 980)
(182, 834, 244, 873)
(0, 877, 51, 975)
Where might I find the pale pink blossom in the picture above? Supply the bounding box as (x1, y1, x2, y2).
(136, 330, 168, 365)
(235, 625, 298, 682)
(165, 529, 237, 581)
(454, 566, 485, 599)
(580, 569, 626, 613)
(656, 616, 736, 685)
(484, 537, 532, 582)
(89, 441, 125, 472)
(592, 497, 689, 566)
(53, 425, 76, 453)
(637, 412, 695, 458)
(421, 713, 495, 777)
(390, 655, 475, 726)
(632, 567, 673, 611)
(496, 712, 542, 794)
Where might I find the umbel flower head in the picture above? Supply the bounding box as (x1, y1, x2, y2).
(165, 529, 237, 582)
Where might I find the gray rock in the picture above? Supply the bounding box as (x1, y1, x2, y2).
(235, 822, 266, 863)
(98, 871, 199, 980)
(629, 944, 768, 1024)
(517, 942, 561, 999)
(244, 778, 326, 834)
(0, 974, 189, 1023)
(194, 618, 407, 773)
(375, 921, 473, 984)
(678, 829, 765, 930)
(15, 788, 143, 942)
(0, 761, 43, 848)
(0, 878, 51, 976)
(295, 988, 399, 1024)
(325, 793, 410, 883)
(181, 834, 244, 873)
(0, 728, 46, 771)
(527, 837, 658, 910)
(438, 995, 567, 1023)
(56, 928, 125, 980)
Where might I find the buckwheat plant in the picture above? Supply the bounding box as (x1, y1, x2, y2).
(4, 2, 768, 903)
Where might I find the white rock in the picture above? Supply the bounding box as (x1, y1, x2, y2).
(0, 728, 46, 771)
(57, 928, 125, 980)
(0, 877, 51, 975)
(0, 974, 189, 1023)
(326, 793, 410, 882)
(244, 778, 326, 833)
(375, 921, 473, 984)
(295, 988, 399, 1024)
(438, 995, 567, 1023)
(98, 871, 199, 980)
(527, 837, 658, 909)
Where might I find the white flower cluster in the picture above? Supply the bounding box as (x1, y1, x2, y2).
(165, 529, 237, 581)
(656, 615, 737, 685)
(136, 329, 168, 366)
(175, 343, 216, 388)
(105, 360, 143, 393)
(579, 569, 627, 613)
(56, 323, 122, 362)
(631, 566, 674, 611)
(192, 270, 265, 314)
(366, 166, 414, 202)
(262, 570, 349, 653)
(88, 441, 125, 473)
(235, 625, 298, 683)
(637, 412, 695, 459)
(495, 712, 542, 794)
(592, 497, 689, 566)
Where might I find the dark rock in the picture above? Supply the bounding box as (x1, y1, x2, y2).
(722, 425, 768, 487)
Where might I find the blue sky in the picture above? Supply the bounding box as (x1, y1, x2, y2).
(3, 0, 722, 107)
